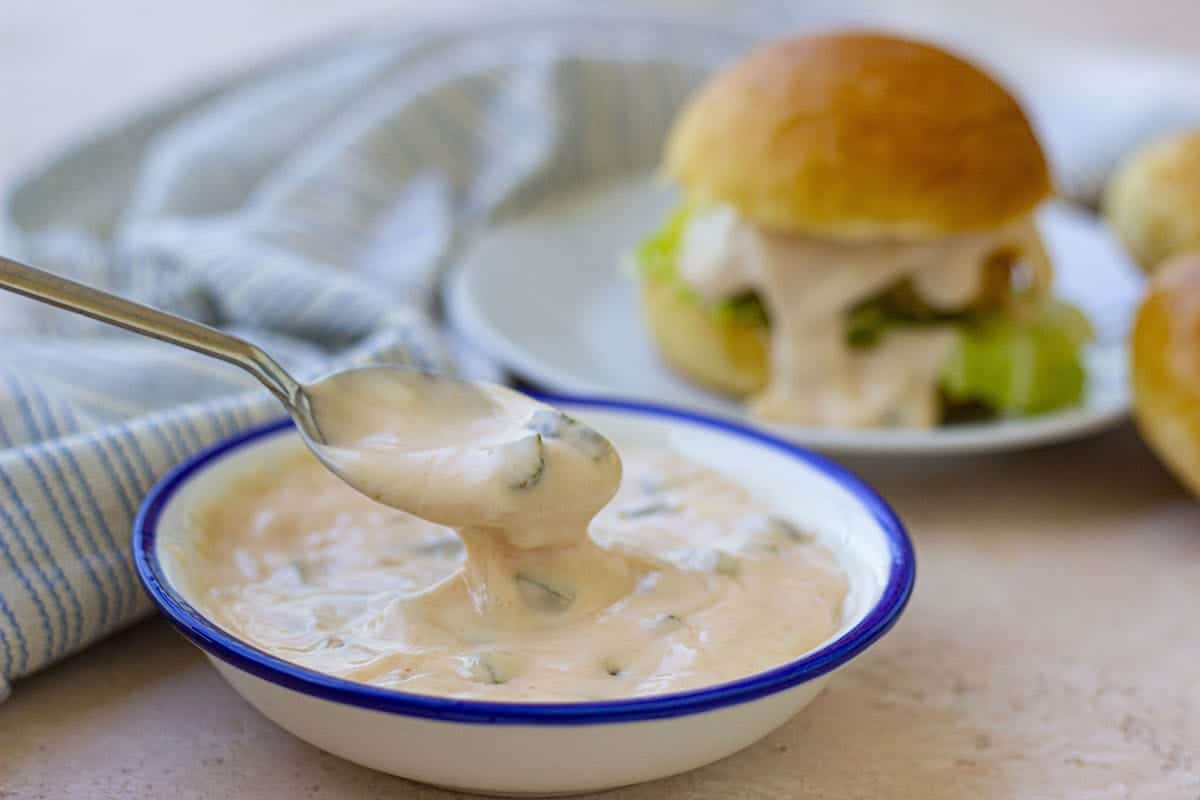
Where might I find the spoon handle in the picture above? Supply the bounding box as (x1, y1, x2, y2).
(0, 254, 302, 407)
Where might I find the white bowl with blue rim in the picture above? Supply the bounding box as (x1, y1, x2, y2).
(133, 395, 915, 796)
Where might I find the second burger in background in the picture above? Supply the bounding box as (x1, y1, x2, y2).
(634, 32, 1092, 429)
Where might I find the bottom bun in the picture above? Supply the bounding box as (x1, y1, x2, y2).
(1131, 252, 1200, 496)
(638, 275, 768, 398)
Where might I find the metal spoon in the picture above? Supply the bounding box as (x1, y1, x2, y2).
(0, 253, 512, 496)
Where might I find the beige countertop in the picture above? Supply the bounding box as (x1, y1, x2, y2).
(5, 427, 1198, 798)
(3, 3, 1200, 798)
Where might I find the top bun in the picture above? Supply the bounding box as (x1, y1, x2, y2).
(1104, 130, 1200, 274)
(664, 32, 1052, 239)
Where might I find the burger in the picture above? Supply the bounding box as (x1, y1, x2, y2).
(633, 31, 1092, 428)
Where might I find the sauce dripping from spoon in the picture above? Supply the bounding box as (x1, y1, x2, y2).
(302, 368, 632, 629)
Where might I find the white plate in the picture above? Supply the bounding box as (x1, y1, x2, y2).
(446, 174, 1143, 455)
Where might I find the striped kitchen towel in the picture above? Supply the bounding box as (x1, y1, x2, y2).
(0, 7, 776, 697)
(2, 3, 1198, 697)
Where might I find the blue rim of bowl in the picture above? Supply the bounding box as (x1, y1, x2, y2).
(133, 393, 915, 725)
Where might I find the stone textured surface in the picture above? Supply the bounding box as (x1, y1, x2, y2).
(3, 3, 1200, 798)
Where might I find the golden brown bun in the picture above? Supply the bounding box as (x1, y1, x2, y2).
(664, 32, 1052, 239)
(638, 274, 767, 397)
(1104, 130, 1200, 274)
(1131, 252, 1200, 496)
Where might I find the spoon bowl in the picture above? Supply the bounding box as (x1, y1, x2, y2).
(300, 367, 621, 533)
(0, 254, 592, 514)
(299, 366, 505, 451)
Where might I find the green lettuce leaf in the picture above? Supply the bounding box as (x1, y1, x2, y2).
(940, 300, 1093, 416)
(846, 282, 974, 348)
(635, 203, 769, 327)
(712, 292, 770, 326)
(846, 302, 892, 348)
(635, 203, 694, 281)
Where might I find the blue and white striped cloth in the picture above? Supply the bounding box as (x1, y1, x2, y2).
(2, 5, 1199, 697)
(0, 9, 767, 697)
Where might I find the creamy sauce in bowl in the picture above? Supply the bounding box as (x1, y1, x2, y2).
(174, 389, 848, 701)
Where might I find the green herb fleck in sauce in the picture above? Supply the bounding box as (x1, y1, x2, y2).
(526, 409, 613, 461)
(601, 657, 624, 677)
(494, 433, 544, 490)
(618, 499, 680, 519)
(643, 612, 683, 635)
(515, 573, 576, 612)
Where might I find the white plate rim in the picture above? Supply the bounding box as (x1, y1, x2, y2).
(444, 174, 1135, 456)
(446, 263, 1128, 456)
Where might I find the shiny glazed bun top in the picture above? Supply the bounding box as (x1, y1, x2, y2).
(1131, 252, 1200, 497)
(664, 32, 1053, 240)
